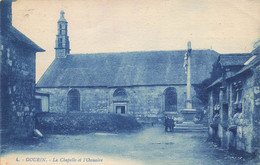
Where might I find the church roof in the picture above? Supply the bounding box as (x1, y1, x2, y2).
(36, 50, 219, 87)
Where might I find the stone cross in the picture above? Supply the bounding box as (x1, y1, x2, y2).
(186, 41, 192, 109)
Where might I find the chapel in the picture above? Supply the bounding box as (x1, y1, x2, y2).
(36, 11, 219, 123)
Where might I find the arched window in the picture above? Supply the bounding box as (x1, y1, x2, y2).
(113, 88, 127, 97)
(68, 89, 80, 111)
(164, 87, 177, 111)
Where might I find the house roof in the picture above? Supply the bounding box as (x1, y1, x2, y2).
(8, 26, 45, 52)
(35, 92, 50, 96)
(36, 50, 219, 87)
(207, 77, 222, 89)
(227, 55, 260, 80)
(207, 54, 260, 89)
(219, 53, 252, 67)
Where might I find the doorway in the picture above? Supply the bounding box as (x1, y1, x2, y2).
(116, 106, 126, 114)
(113, 102, 128, 114)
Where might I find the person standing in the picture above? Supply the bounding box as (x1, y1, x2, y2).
(164, 117, 169, 132)
(170, 117, 175, 132)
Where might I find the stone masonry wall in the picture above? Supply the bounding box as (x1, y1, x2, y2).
(36, 85, 199, 123)
(235, 74, 254, 153)
(108, 86, 188, 123)
(253, 65, 260, 150)
(1, 42, 36, 139)
(208, 65, 260, 154)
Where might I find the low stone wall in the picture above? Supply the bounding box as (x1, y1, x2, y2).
(35, 113, 141, 134)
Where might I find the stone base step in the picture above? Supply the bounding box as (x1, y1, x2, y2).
(173, 122, 208, 132)
(175, 127, 207, 130)
(174, 127, 207, 131)
(176, 124, 204, 127)
(173, 129, 208, 132)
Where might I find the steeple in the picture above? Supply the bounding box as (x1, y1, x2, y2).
(55, 10, 70, 58)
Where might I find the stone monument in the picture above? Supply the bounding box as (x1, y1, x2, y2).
(181, 41, 197, 121)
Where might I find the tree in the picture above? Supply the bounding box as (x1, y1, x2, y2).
(253, 37, 260, 49)
(193, 58, 222, 105)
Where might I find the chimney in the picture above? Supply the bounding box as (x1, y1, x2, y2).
(1, 0, 13, 33)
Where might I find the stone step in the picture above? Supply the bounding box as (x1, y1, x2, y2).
(176, 124, 204, 127)
(173, 122, 208, 132)
(165, 128, 208, 132)
(178, 122, 203, 125)
(173, 127, 208, 132)
(174, 126, 208, 129)
(176, 124, 205, 127)
(174, 129, 208, 132)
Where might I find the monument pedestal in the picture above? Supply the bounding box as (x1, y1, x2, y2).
(181, 109, 196, 122)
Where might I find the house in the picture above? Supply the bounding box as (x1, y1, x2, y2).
(207, 47, 259, 154)
(36, 11, 219, 124)
(0, 0, 44, 141)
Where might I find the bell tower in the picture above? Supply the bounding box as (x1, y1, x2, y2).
(55, 10, 70, 58)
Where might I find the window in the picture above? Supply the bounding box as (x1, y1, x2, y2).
(58, 38, 62, 48)
(67, 89, 80, 111)
(59, 24, 62, 34)
(65, 25, 67, 35)
(164, 87, 177, 111)
(222, 103, 229, 127)
(113, 88, 127, 97)
(233, 81, 242, 114)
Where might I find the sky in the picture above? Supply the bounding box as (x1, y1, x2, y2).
(11, 0, 260, 81)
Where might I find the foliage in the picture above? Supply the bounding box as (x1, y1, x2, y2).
(35, 113, 141, 134)
(253, 37, 260, 48)
(193, 58, 223, 105)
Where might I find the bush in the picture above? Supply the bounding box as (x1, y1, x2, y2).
(35, 113, 141, 134)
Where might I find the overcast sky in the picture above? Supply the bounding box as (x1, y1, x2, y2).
(12, 0, 260, 81)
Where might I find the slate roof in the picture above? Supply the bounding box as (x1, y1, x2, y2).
(227, 55, 260, 80)
(8, 26, 45, 52)
(207, 77, 222, 89)
(219, 53, 252, 67)
(207, 50, 259, 89)
(36, 50, 219, 87)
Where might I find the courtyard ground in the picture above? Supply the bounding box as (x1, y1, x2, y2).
(1, 126, 259, 165)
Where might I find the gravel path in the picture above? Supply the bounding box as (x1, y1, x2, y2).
(1, 126, 259, 165)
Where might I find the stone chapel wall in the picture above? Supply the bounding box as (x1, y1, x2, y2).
(36, 85, 200, 124)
